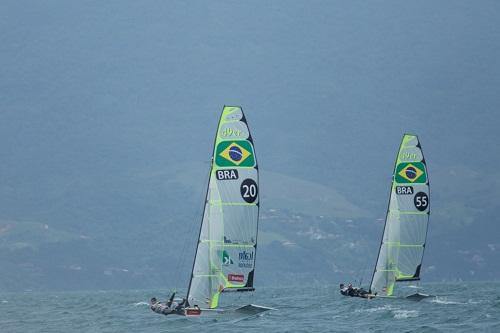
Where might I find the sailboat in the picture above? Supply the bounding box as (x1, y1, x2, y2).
(341, 134, 431, 300)
(172, 106, 272, 316)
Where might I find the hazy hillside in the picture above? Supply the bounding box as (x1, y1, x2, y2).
(0, 161, 499, 291)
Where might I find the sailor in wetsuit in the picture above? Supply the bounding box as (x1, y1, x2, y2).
(340, 283, 347, 295)
(347, 283, 356, 296)
(150, 293, 186, 316)
(340, 283, 370, 298)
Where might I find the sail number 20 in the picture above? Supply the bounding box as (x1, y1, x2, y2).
(240, 179, 258, 203)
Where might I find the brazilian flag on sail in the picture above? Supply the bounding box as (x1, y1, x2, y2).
(395, 162, 427, 184)
(215, 140, 255, 167)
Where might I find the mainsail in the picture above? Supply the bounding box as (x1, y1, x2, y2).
(369, 134, 430, 296)
(187, 106, 259, 309)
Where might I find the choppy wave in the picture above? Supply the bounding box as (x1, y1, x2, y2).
(134, 301, 149, 306)
(354, 304, 394, 313)
(431, 296, 484, 305)
(393, 309, 419, 319)
(0, 282, 499, 332)
(430, 297, 465, 305)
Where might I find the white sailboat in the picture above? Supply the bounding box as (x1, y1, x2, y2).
(341, 134, 431, 300)
(163, 106, 272, 316)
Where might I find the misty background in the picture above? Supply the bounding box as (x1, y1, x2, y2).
(1, 1, 499, 291)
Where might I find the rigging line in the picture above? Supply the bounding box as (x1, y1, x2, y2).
(173, 159, 212, 292)
(358, 259, 370, 288)
(172, 221, 187, 290)
(184, 158, 213, 296)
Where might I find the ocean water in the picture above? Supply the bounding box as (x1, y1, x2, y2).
(1, 282, 499, 332)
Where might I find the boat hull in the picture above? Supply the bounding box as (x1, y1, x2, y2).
(406, 292, 432, 301)
(182, 304, 273, 318)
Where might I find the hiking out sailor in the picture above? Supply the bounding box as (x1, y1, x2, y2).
(150, 292, 186, 316)
(347, 283, 356, 296)
(169, 292, 186, 314)
(340, 283, 348, 295)
(150, 297, 174, 315)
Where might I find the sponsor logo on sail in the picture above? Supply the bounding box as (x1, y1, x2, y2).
(216, 169, 239, 180)
(395, 162, 426, 184)
(222, 250, 233, 266)
(215, 141, 255, 167)
(238, 250, 254, 268)
(228, 274, 245, 283)
(396, 186, 414, 195)
(224, 236, 234, 244)
(399, 152, 417, 160)
(224, 236, 255, 244)
(220, 127, 243, 138)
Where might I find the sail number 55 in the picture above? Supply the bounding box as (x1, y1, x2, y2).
(240, 179, 258, 203)
(414, 192, 429, 211)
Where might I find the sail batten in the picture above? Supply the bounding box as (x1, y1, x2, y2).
(187, 106, 259, 309)
(369, 134, 430, 296)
